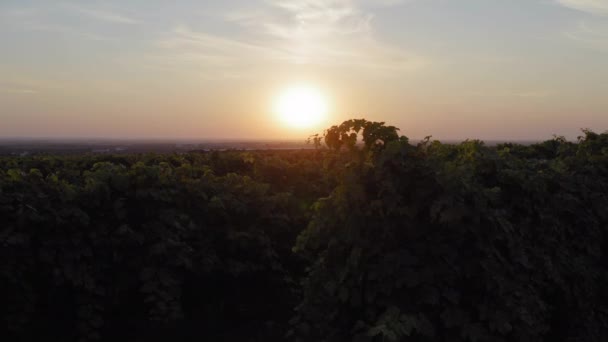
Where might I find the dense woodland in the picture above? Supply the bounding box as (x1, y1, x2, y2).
(1, 119, 608, 341)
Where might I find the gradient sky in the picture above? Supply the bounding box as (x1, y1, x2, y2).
(1, 0, 607, 140)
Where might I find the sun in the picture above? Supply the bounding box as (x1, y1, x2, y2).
(274, 85, 328, 129)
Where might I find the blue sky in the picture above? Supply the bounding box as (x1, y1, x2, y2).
(0, 0, 607, 140)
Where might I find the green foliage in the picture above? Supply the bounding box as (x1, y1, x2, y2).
(1, 123, 608, 341)
(293, 126, 608, 341)
(319, 119, 401, 152)
(0, 151, 318, 341)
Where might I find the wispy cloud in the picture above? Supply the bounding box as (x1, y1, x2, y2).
(0, 3, 135, 41)
(0, 76, 70, 94)
(0, 78, 43, 95)
(555, 1, 608, 49)
(67, 6, 139, 24)
(0, 7, 40, 22)
(556, 0, 608, 16)
(355, 0, 411, 8)
(564, 20, 608, 49)
(154, 0, 426, 77)
(466, 90, 553, 98)
(24, 22, 115, 41)
(0, 88, 38, 95)
(515, 91, 553, 98)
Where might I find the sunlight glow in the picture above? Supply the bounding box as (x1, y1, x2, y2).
(274, 85, 328, 129)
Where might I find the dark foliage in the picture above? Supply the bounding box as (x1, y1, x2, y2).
(1, 120, 607, 341)
(0, 151, 323, 341)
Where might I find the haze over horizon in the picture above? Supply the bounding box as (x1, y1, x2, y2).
(1, 0, 607, 141)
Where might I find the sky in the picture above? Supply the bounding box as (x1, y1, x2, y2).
(0, 0, 607, 140)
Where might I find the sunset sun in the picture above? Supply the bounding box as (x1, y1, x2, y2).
(274, 85, 328, 129)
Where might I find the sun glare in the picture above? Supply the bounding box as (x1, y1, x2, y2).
(275, 85, 328, 129)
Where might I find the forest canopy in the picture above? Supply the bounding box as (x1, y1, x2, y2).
(1, 120, 608, 341)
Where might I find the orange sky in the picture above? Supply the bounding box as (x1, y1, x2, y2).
(1, 0, 607, 140)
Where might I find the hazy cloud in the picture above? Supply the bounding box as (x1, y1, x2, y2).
(555, 1, 608, 49)
(564, 20, 608, 49)
(356, 0, 409, 7)
(25, 23, 115, 41)
(156, 0, 426, 77)
(556, 0, 608, 16)
(0, 88, 38, 95)
(0, 78, 43, 95)
(156, 25, 291, 65)
(0, 75, 71, 94)
(69, 6, 139, 24)
(0, 4, 121, 40)
(466, 90, 553, 98)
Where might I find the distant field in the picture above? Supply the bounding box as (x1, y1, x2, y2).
(0, 139, 312, 155)
(0, 138, 540, 155)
